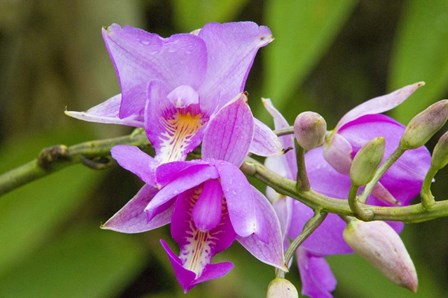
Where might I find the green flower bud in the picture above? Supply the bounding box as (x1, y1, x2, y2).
(294, 112, 327, 151)
(400, 100, 448, 149)
(343, 220, 418, 292)
(431, 131, 448, 171)
(350, 137, 385, 186)
(266, 278, 299, 298)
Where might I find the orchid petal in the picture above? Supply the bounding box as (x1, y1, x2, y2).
(102, 185, 173, 233)
(250, 118, 283, 156)
(262, 98, 297, 178)
(336, 82, 424, 131)
(202, 94, 254, 166)
(198, 22, 273, 112)
(156, 159, 211, 186)
(65, 94, 144, 127)
(215, 161, 257, 237)
(111, 145, 156, 185)
(237, 187, 286, 270)
(145, 81, 206, 163)
(103, 24, 207, 118)
(160, 239, 197, 292)
(297, 248, 336, 298)
(323, 133, 353, 175)
(146, 164, 219, 216)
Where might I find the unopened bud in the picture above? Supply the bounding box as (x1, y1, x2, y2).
(431, 131, 448, 171)
(294, 112, 327, 150)
(400, 100, 448, 149)
(266, 278, 299, 298)
(343, 220, 418, 292)
(350, 137, 385, 186)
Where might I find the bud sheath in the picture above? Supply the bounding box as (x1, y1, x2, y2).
(343, 220, 418, 292)
(431, 131, 448, 171)
(350, 137, 385, 186)
(266, 278, 299, 298)
(294, 112, 327, 151)
(400, 100, 448, 149)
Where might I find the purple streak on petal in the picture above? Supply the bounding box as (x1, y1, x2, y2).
(237, 187, 286, 270)
(250, 118, 283, 156)
(156, 160, 211, 186)
(192, 179, 223, 231)
(102, 24, 207, 118)
(65, 94, 144, 127)
(340, 114, 431, 205)
(323, 133, 353, 175)
(111, 145, 156, 185)
(202, 94, 254, 166)
(297, 248, 336, 298)
(102, 185, 173, 233)
(198, 22, 273, 113)
(336, 82, 424, 131)
(146, 164, 219, 216)
(215, 161, 257, 237)
(160, 239, 197, 293)
(262, 98, 297, 179)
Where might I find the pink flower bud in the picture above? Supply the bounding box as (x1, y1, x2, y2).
(266, 278, 299, 298)
(343, 220, 418, 292)
(294, 112, 327, 150)
(350, 137, 385, 186)
(400, 100, 448, 149)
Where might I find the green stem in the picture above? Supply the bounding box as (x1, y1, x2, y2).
(0, 131, 149, 196)
(348, 184, 359, 213)
(295, 144, 310, 191)
(285, 211, 327, 266)
(421, 166, 437, 209)
(2, 132, 448, 224)
(358, 147, 405, 204)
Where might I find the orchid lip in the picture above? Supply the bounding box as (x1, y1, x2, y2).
(158, 109, 204, 163)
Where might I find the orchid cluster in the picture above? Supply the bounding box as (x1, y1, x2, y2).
(66, 21, 448, 297)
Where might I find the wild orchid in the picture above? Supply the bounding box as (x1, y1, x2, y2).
(103, 94, 285, 292)
(264, 83, 432, 298)
(5, 18, 448, 298)
(66, 22, 280, 165)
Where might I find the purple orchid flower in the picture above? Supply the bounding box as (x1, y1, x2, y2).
(66, 22, 281, 164)
(103, 95, 285, 292)
(264, 83, 431, 298)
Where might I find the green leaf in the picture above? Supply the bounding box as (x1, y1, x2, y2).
(389, 0, 448, 123)
(0, 129, 102, 275)
(172, 0, 249, 31)
(0, 225, 146, 298)
(263, 0, 357, 111)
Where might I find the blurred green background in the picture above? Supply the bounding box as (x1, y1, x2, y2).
(1, 0, 448, 297)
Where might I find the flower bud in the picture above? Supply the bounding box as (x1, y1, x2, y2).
(294, 112, 327, 150)
(431, 131, 448, 171)
(266, 278, 299, 298)
(343, 220, 418, 292)
(400, 100, 448, 149)
(350, 137, 385, 186)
